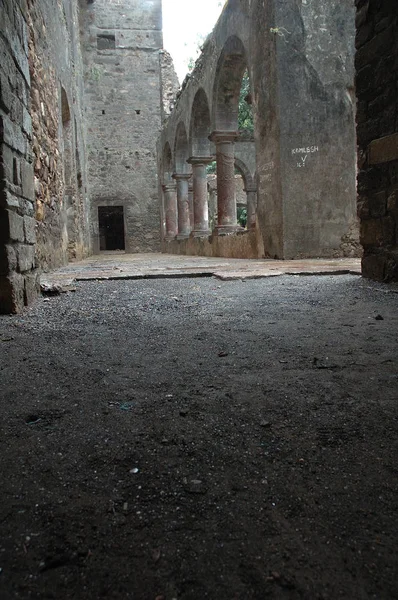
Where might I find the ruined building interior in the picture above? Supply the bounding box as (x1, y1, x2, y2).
(0, 0, 397, 598)
(0, 0, 397, 312)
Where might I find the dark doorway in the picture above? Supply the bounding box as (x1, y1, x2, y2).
(98, 206, 125, 251)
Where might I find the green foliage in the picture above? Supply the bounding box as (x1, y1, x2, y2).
(206, 161, 217, 174)
(238, 70, 254, 132)
(237, 207, 247, 228)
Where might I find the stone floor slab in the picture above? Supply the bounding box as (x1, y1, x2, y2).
(40, 253, 362, 287)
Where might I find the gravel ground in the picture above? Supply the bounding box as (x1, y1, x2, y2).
(0, 274, 397, 600)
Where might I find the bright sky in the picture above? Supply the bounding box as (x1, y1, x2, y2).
(162, 0, 225, 83)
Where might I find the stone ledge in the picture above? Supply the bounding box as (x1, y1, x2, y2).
(368, 132, 398, 165)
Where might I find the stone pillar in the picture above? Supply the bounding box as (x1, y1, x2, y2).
(173, 173, 191, 239)
(187, 157, 212, 237)
(245, 188, 257, 230)
(210, 131, 241, 234)
(188, 180, 194, 232)
(163, 183, 178, 240)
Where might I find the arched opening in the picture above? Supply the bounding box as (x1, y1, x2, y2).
(162, 142, 173, 185)
(190, 88, 212, 157)
(174, 122, 190, 175)
(234, 158, 256, 230)
(213, 35, 248, 132)
(189, 89, 213, 236)
(211, 36, 258, 234)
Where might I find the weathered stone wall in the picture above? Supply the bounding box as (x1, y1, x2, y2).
(160, 50, 180, 120)
(356, 0, 398, 281)
(0, 0, 38, 313)
(81, 0, 164, 253)
(159, 0, 359, 260)
(28, 0, 90, 270)
(272, 0, 359, 259)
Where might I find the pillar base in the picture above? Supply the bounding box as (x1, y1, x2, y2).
(176, 233, 190, 240)
(191, 229, 211, 238)
(164, 235, 177, 241)
(214, 225, 244, 236)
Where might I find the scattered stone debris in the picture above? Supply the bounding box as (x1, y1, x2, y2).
(40, 282, 76, 296)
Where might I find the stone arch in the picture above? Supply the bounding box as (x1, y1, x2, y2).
(212, 35, 249, 132)
(189, 88, 212, 157)
(162, 142, 173, 184)
(234, 157, 255, 191)
(174, 122, 190, 174)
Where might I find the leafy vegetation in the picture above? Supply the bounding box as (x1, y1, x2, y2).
(237, 207, 247, 228)
(238, 70, 253, 132)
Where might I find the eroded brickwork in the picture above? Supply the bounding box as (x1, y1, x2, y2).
(0, 0, 38, 313)
(356, 0, 398, 281)
(28, 0, 90, 269)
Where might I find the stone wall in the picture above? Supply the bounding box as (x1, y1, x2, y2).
(159, 0, 360, 260)
(0, 0, 38, 313)
(28, 0, 90, 270)
(81, 0, 164, 254)
(356, 0, 398, 281)
(0, 0, 92, 312)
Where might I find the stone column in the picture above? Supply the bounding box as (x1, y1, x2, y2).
(187, 157, 212, 237)
(162, 183, 178, 240)
(173, 173, 191, 239)
(188, 180, 194, 232)
(245, 187, 257, 230)
(209, 131, 241, 234)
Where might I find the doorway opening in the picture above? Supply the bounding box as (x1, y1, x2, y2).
(98, 206, 125, 251)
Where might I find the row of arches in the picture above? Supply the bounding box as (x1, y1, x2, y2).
(160, 35, 258, 241)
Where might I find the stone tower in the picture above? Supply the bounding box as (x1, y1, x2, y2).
(81, 0, 164, 253)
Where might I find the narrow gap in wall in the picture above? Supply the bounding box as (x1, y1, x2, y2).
(12, 158, 19, 185)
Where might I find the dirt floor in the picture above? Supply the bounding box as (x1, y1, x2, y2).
(0, 273, 397, 599)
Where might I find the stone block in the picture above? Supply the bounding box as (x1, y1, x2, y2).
(357, 199, 370, 220)
(360, 218, 383, 247)
(0, 71, 13, 114)
(2, 244, 18, 273)
(369, 133, 398, 165)
(362, 253, 386, 281)
(0, 272, 25, 313)
(20, 159, 34, 201)
(23, 215, 36, 243)
(17, 243, 35, 272)
(368, 190, 387, 217)
(0, 144, 15, 183)
(4, 11, 30, 85)
(384, 252, 398, 282)
(6, 209, 24, 242)
(355, 21, 373, 49)
(387, 189, 398, 213)
(24, 270, 39, 305)
(1, 188, 21, 210)
(0, 114, 27, 155)
(355, 25, 394, 70)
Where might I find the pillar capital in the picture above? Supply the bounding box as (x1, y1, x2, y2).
(172, 172, 192, 181)
(162, 182, 177, 192)
(187, 156, 214, 166)
(209, 131, 238, 144)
